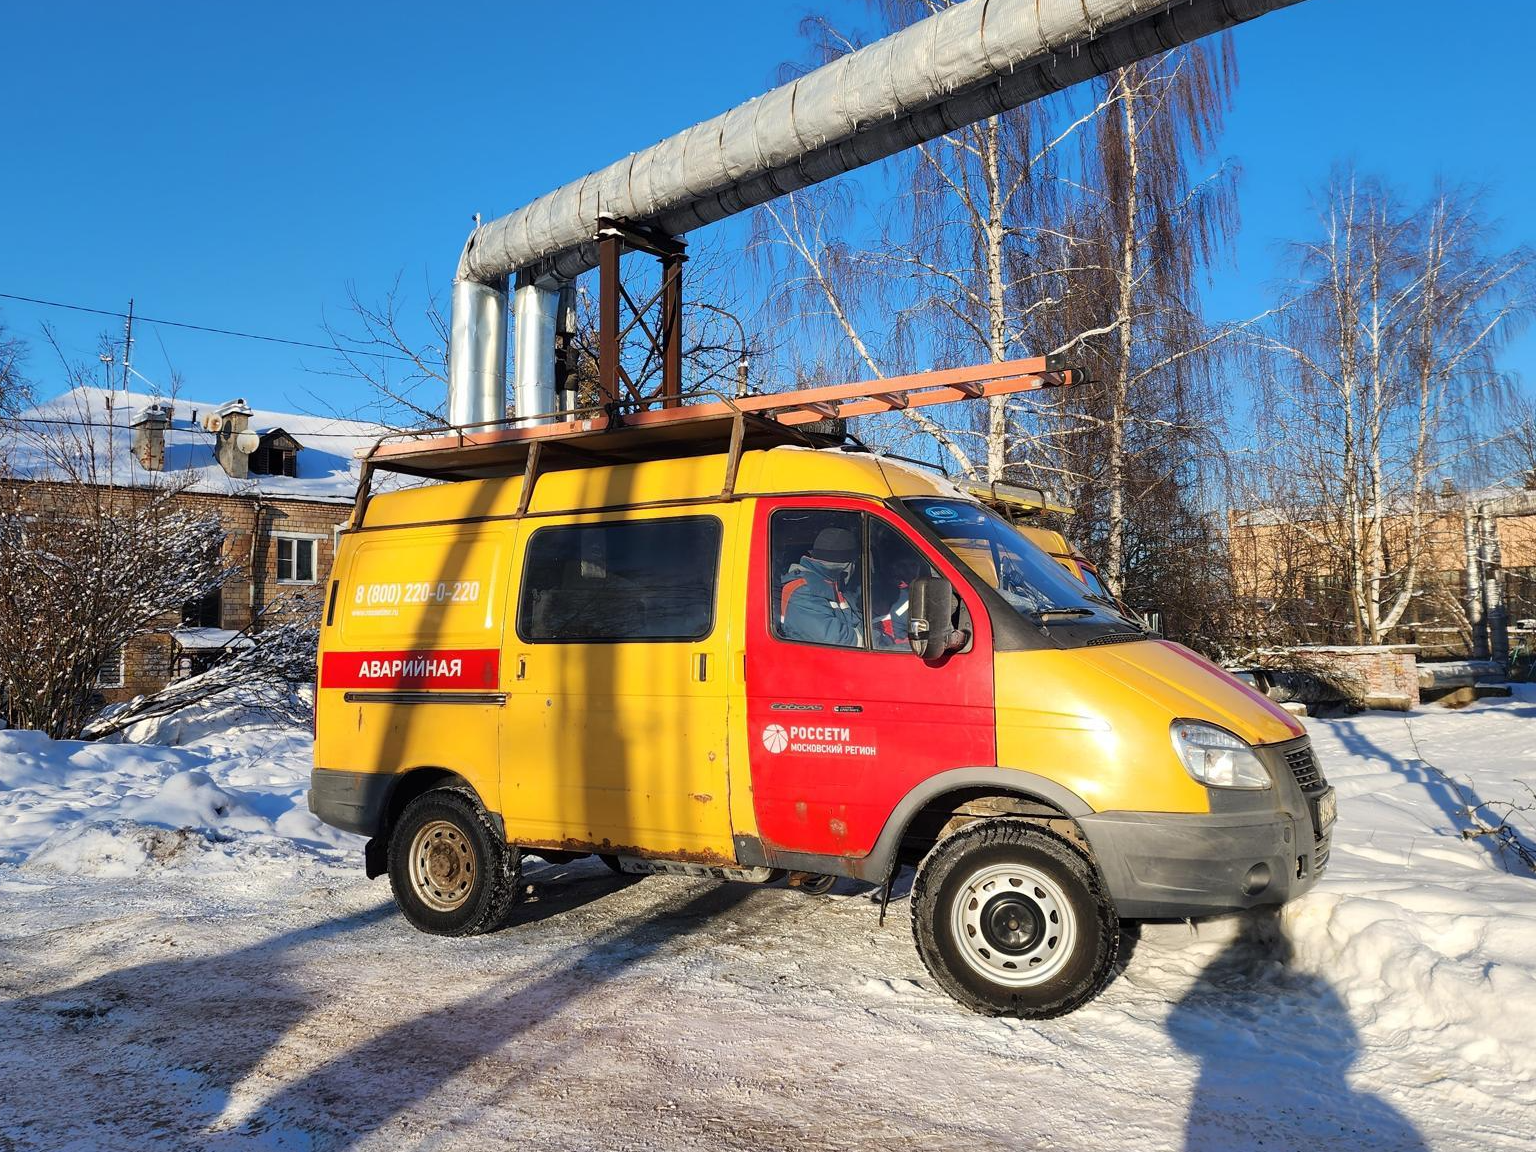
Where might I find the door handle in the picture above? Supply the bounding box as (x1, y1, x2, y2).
(515, 654, 528, 681)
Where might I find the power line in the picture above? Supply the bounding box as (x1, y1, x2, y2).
(0, 291, 427, 364)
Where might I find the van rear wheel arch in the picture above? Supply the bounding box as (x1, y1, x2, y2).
(380, 767, 501, 841)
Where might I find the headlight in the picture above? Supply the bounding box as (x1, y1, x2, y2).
(1170, 721, 1271, 790)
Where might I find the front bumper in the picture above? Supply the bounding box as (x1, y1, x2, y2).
(1078, 736, 1334, 920)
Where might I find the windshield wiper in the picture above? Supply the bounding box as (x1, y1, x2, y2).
(1079, 591, 1146, 626)
(1030, 607, 1096, 623)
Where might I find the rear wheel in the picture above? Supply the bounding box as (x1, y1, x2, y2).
(912, 819, 1117, 1018)
(387, 788, 521, 936)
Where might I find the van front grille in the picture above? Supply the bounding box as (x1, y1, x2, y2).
(1286, 744, 1325, 791)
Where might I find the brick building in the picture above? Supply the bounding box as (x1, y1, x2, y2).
(1229, 486, 1536, 657)
(6, 387, 402, 705)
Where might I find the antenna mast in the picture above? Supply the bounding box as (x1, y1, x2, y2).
(121, 298, 134, 394)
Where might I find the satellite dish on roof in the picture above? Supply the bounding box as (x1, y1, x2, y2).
(235, 432, 260, 454)
(202, 413, 224, 433)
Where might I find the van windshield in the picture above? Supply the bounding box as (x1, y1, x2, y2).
(904, 498, 1126, 625)
(1079, 564, 1111, 600)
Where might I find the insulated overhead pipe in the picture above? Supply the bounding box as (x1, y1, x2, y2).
(512, 277, 561, 426)
(448, 0, 1310, 425)
(447, 277, 507, 429)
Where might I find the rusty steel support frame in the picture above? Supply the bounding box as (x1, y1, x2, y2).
(661, 250, 684, 409)
(596, 217, 687, 412)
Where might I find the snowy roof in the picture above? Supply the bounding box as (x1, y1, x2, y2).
(169, 628, 256, 652)
(4, 387, 418, 504)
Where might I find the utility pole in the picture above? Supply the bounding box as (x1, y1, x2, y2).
(121, 298, 135, 395)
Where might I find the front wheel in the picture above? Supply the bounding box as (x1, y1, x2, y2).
(911, 819, 1118, 1018)
(387, 788, 522, 936)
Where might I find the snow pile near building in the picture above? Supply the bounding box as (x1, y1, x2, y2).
(0, 706, 357, 875)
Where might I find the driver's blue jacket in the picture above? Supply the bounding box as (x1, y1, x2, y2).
(778, 557, 862, 647)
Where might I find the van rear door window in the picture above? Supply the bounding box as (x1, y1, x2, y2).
(518, 517, 722, 643)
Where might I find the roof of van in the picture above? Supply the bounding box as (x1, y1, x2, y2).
(360, 444, 968, 529)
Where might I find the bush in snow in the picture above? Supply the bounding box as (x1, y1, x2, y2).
(0, 440, 232, 738)
(82, 608, 319, 740)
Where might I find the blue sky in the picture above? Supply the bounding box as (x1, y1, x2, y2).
(2, 0, 1532, 417)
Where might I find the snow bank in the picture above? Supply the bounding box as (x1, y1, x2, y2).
(0, 706, 358, 872)
(1290, 689, 1536, 1086)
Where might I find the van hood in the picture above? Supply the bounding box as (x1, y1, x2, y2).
(1077, 640, 1304, 747)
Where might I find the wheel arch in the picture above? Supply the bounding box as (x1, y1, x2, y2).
(363, 766, 503, 878)
(864, 767, 1095, 882)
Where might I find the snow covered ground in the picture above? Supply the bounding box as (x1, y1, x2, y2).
(1, 694, 1534, 1151)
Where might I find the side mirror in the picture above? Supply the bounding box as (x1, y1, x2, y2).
(908, 576, 969, 660)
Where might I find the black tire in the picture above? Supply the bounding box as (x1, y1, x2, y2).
(597, 854, 626, 874)
(387, 788, 522, 936)
(911, 819, 1118, 1018)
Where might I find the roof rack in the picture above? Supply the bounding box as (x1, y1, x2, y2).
(350, 356, 1078, 524)
(964, 480, 1075, 518)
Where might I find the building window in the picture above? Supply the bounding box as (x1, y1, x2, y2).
(276, 535, 318, 584)
(95, 646, 125, 689)
(517, 517, 722, 643)
(182, 587, 223, 628)
(260, 447, 297, 477)
(250, 432, 300, 477)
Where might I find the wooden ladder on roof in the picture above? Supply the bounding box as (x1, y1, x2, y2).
(377, 355, 1076, 453)
(351, 355, 1080, 524)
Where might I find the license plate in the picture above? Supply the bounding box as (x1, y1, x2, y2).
(1314, 789, 1337, 831)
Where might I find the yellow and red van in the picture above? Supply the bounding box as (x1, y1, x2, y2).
(311, 428, 1333, 1018)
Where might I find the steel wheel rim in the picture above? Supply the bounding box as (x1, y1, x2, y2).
(950, 861, 1076, 988)
(409, 819, 477, 912)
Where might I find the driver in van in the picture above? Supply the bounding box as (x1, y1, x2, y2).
(779, 527, 863, 647)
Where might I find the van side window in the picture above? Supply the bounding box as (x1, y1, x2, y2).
(869, 517, 935, 650)
(518, 517, 722, 643)
(771, 510, 935, 651)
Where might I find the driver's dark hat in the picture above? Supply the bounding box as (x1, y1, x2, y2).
(810, 527, 857, 564)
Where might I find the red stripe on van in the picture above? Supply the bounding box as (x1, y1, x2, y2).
(321, 649, 500, 691)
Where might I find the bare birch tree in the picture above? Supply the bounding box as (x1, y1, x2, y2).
(0, 468, 232, 739)
(1251, 175, 1533, 644)
(755, 3, 1243, 624)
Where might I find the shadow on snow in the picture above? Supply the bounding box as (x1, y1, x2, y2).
(1167, 908, 1426, 1152)
(0, 869, 744, 1151)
